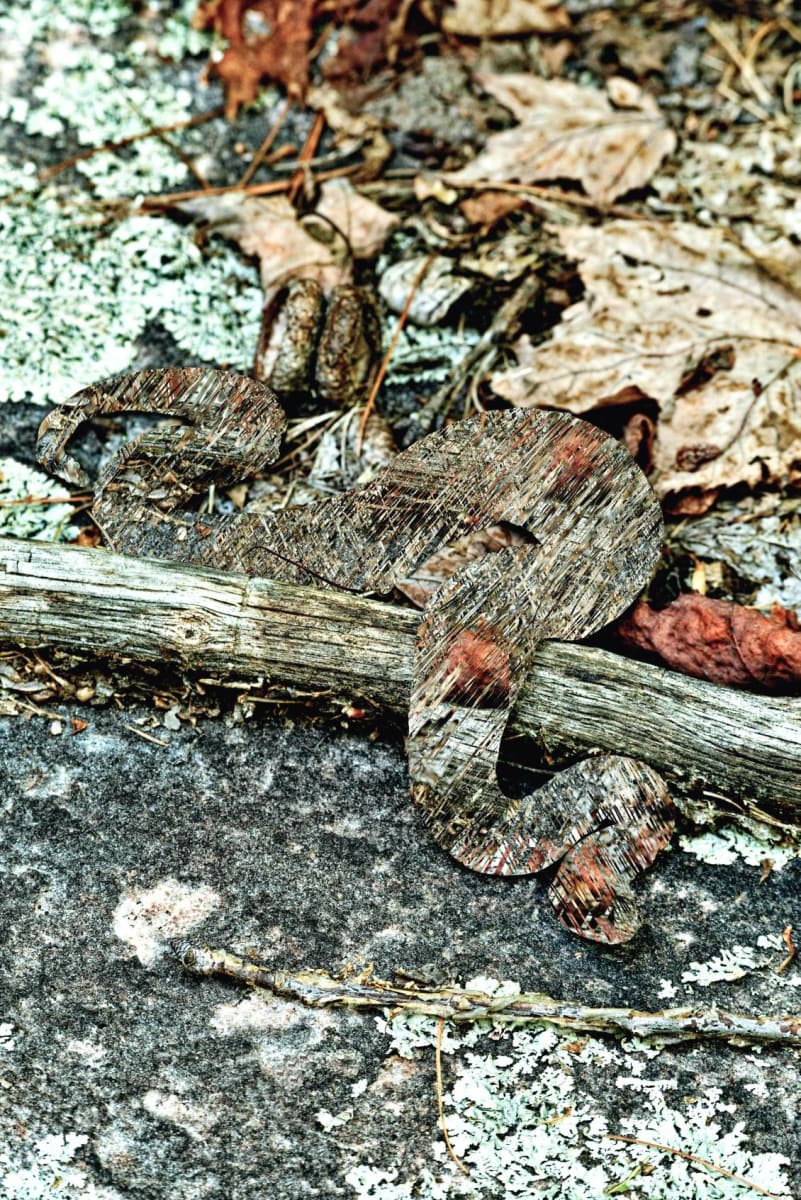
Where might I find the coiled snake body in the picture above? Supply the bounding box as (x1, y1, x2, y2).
(38, 367, 674, 944)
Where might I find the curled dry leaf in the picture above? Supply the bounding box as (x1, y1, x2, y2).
(492, 219, 801, 501)
(306, 83, 392, 179)
(444, 75, 675, 205)
(378, 255, 472, 324)
(179, 181, 397, 305)
(440, 0, 569, 36)
(617, 593, 801, 690)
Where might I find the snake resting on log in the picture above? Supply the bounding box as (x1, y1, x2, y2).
(37, 367, 675, 945)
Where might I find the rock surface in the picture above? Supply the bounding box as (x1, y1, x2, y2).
(1, 702, 800, 1198)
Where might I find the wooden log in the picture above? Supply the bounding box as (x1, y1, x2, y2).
(2, 535, 800, 823)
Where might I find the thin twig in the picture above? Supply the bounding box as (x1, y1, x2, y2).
(777, 925, 796, 974)
(708, 19, 774, 107)
(356, 251, 438, 454)
(238, 97, 293, 189)
(135, 163, 359, 212)
(28, 107, 225, 188)
(288, 111, 326, 206)
(0, 494, 91, 507)
(400, 273, 542, 441)
(435, 1018, 470, 1176)
(448, 179, 649, 222)
(121, 723, 170, 746)
(176, 943, 801, 1047)
(605, 1134, 781, 1199)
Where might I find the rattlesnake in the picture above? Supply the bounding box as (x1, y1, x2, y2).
(38, 366, 674, 944)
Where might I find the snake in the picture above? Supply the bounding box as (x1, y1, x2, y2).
(37, 366, 675, 944)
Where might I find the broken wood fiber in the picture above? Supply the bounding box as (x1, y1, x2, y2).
(2, 534, 801, 823)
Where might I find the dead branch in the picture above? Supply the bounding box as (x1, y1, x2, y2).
(177, 941, 801, 1048)
(2, 534, 801, 824)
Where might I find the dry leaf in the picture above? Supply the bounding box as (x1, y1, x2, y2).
(459, 190, 526, 227)
(378, 255, 472, 324)
(617, 594, 801, 690)
(194, 0, 315, 115)
(307, 83, 392, 178)
(397, 524, 532, 607)
(492, 219, 801, 500)
(180, 181, 396, 304)
(316, 178, 398, 259)
(444, 75, 675, 205)
(440, 0, 569, 36)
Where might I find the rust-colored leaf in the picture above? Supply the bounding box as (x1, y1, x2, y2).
(195, 0, 316, 114)
(617, 593, 801, 689)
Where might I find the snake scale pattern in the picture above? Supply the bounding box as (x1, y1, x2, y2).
(38, 367, 675, 944)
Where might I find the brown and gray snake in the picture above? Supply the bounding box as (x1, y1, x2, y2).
(37, 367, 675, 944)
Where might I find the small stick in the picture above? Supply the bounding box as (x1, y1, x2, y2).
(448, 179, 649, 222)
(176, 942, 801, 1047)
(777, 925, 796, 974)
(0, 494, 91, 507)
(28, 107, 225, 186)
(707, 19, 773, 106)
(605, 1134, 781, 1199)
(121, 723, 170, 746)
(238, 97, 293, 188)
(435, 1019, 470, 1176)
(401, 273, 542, 440)
(356, 251, 438, 453)
(288, 111, 326, 205)
(136, 163, 360, 212)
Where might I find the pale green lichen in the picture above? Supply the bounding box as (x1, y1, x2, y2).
(679, 826, 800, 872)
(682, 933, 801, 989)
(0, 1, 260, 410)
(344, 1006, 792, 1200)
(0, 458, 77, 541)
(0, 1129, 123, 1200)
(0, 178, 262, 406)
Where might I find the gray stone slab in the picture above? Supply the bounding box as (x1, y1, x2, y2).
(1, 706, 799, 1198)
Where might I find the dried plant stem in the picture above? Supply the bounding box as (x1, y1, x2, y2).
(36, 106, 225, 184)
(605, 1134, 781, 1199)
(238, 97, 293, 188)
(435, 1019, 470, 1176)
(356, 251, 438, 452)
(176, 943, 801, 1048)
(401, 273, 543, 440)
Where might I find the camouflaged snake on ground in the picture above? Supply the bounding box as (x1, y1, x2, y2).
(37, 367, 675, 944)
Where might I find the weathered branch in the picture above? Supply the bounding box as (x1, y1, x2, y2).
(177, 941, 801, 1048)
(2, 535, 801, 823)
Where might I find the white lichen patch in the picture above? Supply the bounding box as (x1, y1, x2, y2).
(317, 1107, 354, 1132)
(0, 181, 263, 407)
(0, 458, 77, 541)
(679, 827, 800, 872)
(142, 1089, 219, 1141)
(111, 878, 220, 968)
(342, 997, 793, 1200)
(0, 1022, 16, 1052)
(0, 0, 213, 199)
(0, 1128, 124, 1199)
(681, 933, 801, 990)
(0, 0, 262, 411)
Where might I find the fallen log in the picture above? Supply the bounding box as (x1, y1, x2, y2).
(2, 534, 800, 824)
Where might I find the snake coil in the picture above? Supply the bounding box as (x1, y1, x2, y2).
(38, 367, 674, 943)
